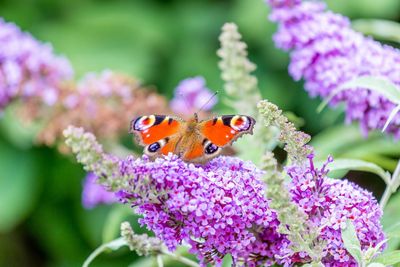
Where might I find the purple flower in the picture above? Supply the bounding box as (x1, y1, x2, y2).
(0, 18, 73, 110)
(170, 77, 217, 115)
(286, 154, 385, 266)
(119, 154, 287, 266)
(267, 1, 400, 137)
(82, 172, 118, 209)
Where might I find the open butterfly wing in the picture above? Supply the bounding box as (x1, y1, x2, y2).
(199, 115, 255, 147)
(131, 115, 182, 145)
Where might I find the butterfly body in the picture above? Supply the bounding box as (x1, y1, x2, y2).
(131, 114, 255, 164)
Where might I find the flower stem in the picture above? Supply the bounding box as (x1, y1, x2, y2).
(380, 159, 400, 209)
(161, 249, 200, 267)
(157, 255, 164, 267)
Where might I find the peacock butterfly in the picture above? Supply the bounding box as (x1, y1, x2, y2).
(130, 113, 255, 164)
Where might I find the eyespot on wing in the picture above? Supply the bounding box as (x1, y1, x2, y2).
(130, 115, 182, 145)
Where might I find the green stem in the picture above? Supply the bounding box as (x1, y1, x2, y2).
(156, 255, 164, 267)
(83, 238, 126, 267)
(161, 249, 200, 267)
(380, 160, 400, 209)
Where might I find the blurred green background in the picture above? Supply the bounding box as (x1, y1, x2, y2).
(0, 0, 399, 266)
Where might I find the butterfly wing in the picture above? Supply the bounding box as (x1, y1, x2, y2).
(199, 115, 256, 147)
(130, 115, 183, 156)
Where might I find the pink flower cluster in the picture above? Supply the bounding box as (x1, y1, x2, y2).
(169, 76, 217, 115)
(267, 0, 400, 137)
(0, 18, 73, 110)
(119, 154, 287, 266)
(287, 155, 385, 266)
(111, 152, 385, 266)
(82, 172, 118, 209)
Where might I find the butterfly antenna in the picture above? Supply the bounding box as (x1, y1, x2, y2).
(197, 91, 218, 114)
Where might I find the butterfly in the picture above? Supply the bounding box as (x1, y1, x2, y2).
(130, 114, 255, 164)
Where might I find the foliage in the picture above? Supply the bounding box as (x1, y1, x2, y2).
(0, 0, 400, 267)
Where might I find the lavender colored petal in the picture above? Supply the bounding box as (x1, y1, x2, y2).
(267, 1, 400, 137)
(170, 76, 217, 114)
(82, 172, 118, 209)
(0, 18, 73, 110)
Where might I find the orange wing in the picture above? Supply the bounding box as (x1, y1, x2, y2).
(130, 115, 182, 145)
(199, 115, 255, 147)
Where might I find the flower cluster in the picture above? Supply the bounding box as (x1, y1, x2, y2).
(121, 221, 163, 256)
(0, 18, 73, 110)
(218, 23, 278, 164)
(169, 76, 216, 116)
(286, 154, 385, 266)
(119, 154, 287, 266)
(27, 70, 169, 147)
(267, 0, 400, 137)
(82, 172, 117, 209)
(64, 126, 387, 267)
(218, 23, 260, 116)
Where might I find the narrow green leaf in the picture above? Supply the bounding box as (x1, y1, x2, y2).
(342, 220, 363, 264)
(311, 124, 374, 160)
(373, 250, 400, 265)
(381, 193, 400, 250)
(83, 237, 127, 267)
(352, 19, 400, 44)
(385, 220, 400, 239)
(318, 76, 400, 113)
(382, 104, 400, 132)
(315, 158, 391, 185)
(302, 263, 324, 267)
(367, 263, 385, 267)
(312, 124, 400, 166)
(128, 257, 156, 267)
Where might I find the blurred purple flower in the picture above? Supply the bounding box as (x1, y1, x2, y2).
(286, 154, 385, 266)
(170, 77, 217, 115)
(82, 172, 117, 209)
(267, 0, 400, 137)
(0, 18, 73, 110)
(119, 154, 287, 266)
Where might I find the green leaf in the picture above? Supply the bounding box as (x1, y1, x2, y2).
(384, 221, 400, 239)
(102, 205, 133, 243)
(312, 124, 400, 172)
(367, 263, 385, 267)
(221, 254, 233, 267)
(352, 19, 400, 44)
(128, 257, 155, 267)
(382, 104, 400, 132)
(342, 220, 363, 264)
(317, 76, 400, 113)
(0, 105, 41, 149)
(373, 250, 400, 265)
(311, 124, 371, 159)
(381, 193, 400, 250)
(0, 139, 39, 232)
(83, 237, 127, 267)
(302, 263, 324, 267)
(315, 158, 391, 185)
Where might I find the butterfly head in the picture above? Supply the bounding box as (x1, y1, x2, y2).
(193, 112, 199, 122)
